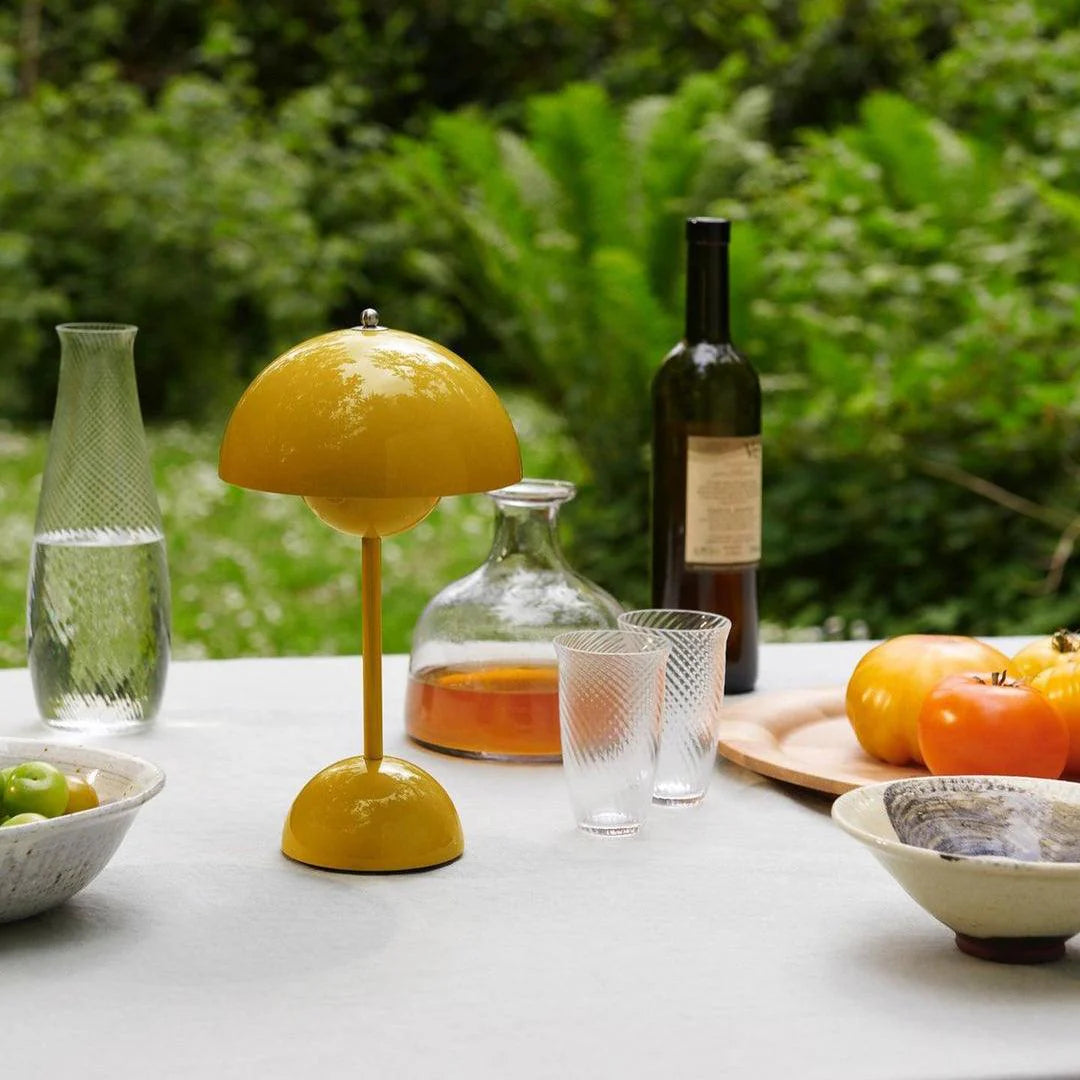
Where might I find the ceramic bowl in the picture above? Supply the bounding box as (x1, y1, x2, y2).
(0, 737, 165, 923)
(832, 775, 1080, 963)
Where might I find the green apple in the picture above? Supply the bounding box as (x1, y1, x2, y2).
(4, 762, 68, 818)
(1, 812, 48, 827)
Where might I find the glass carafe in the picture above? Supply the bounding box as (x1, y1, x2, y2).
(27, 323, 171, 732)
(406, 479, 622, 761)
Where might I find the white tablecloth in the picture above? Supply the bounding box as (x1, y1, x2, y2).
(2, 638, 1076, 1080)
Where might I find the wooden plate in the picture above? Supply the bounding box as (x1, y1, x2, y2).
(716, 686, 927, 796)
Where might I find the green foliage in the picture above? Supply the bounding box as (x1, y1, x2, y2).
(742, 23, 1080, 635)
(4, 0, 963, 135)
(3, 0, 1079, 648)
(0, 0, 1004, 422)
(0, 69, 351, 419)
(913, 2, 1080, 188)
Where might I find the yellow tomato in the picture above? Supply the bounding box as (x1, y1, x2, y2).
(845, 634, 1015, 766)
(1031, 659, 1080, 777)
(1012, 630, 1080, 681)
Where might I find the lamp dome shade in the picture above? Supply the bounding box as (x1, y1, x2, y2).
(219, 325, 522, 497)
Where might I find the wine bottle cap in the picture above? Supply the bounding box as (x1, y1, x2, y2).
(686, 217, 731, 245)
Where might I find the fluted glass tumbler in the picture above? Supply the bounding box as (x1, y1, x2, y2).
(618, 610, 730, 805)
(27, 324, 170, 733)
(553, 629, 668, 836)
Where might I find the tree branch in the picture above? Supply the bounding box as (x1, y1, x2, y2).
(915, 456, 1072, 530)
(1043, 516, 1080, 594)
(916, 455, 1080, 595)
(18, 0, 42, 99)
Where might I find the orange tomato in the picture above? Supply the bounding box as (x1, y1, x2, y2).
(846, 635, 1015, 766)
(917, 672, 1068, 778)
(1012, 629, 1080, 680)
(1030, 658, 1080, 777)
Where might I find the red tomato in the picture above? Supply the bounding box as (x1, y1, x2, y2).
(1031, 658, 1080, 777)
(917, 671, 1068, 779)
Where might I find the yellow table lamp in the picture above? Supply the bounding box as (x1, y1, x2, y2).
(219, 309, 522, 871)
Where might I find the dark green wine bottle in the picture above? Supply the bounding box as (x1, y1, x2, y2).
(651, 217, 762, 692)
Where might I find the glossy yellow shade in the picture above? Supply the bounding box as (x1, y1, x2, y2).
(218, 325, 521, 497)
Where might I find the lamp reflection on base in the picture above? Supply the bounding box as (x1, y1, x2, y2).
(282, 756, 464, 872)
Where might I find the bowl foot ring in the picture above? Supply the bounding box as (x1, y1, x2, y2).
(955, 932, 1067, 964)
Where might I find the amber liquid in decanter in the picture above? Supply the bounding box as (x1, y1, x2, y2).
(405, 662, 560, 760)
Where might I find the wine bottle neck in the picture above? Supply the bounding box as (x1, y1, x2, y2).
(685, 241, 730, 344)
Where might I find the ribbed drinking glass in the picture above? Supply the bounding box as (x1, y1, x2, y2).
(553, 629, 667, 835)
(617, 610, 730, 805)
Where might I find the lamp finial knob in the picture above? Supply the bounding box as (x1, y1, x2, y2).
(360, 308, 380, 329)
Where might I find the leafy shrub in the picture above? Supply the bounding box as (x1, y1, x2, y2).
(3, 0, 964, 135)
(0, 69, 347, 419)
(913, 2, 1080, 189)
(3, 0, 1079, 642)
(745, 89, 1080, 634)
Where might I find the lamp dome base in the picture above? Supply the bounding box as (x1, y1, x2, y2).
(282, 755, 464, 872)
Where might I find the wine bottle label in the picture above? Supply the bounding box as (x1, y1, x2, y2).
(684, 435, 762, 566)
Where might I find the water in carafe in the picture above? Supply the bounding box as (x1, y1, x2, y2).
(28, 527, 169, 729)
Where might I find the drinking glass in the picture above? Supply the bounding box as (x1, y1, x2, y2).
(617, 610, 730, 805)
(553, 629, 668, 835)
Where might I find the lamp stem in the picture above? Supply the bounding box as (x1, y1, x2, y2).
(361, 536, 383, 762)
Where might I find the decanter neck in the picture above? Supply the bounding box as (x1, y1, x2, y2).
(490, 501, 565, 569)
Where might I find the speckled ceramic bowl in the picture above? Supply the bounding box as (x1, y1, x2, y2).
(0, 738, 165, 922)
(832, 775, 1080, 963)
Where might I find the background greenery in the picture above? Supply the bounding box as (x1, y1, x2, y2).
(1, 0, 1078, 658)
